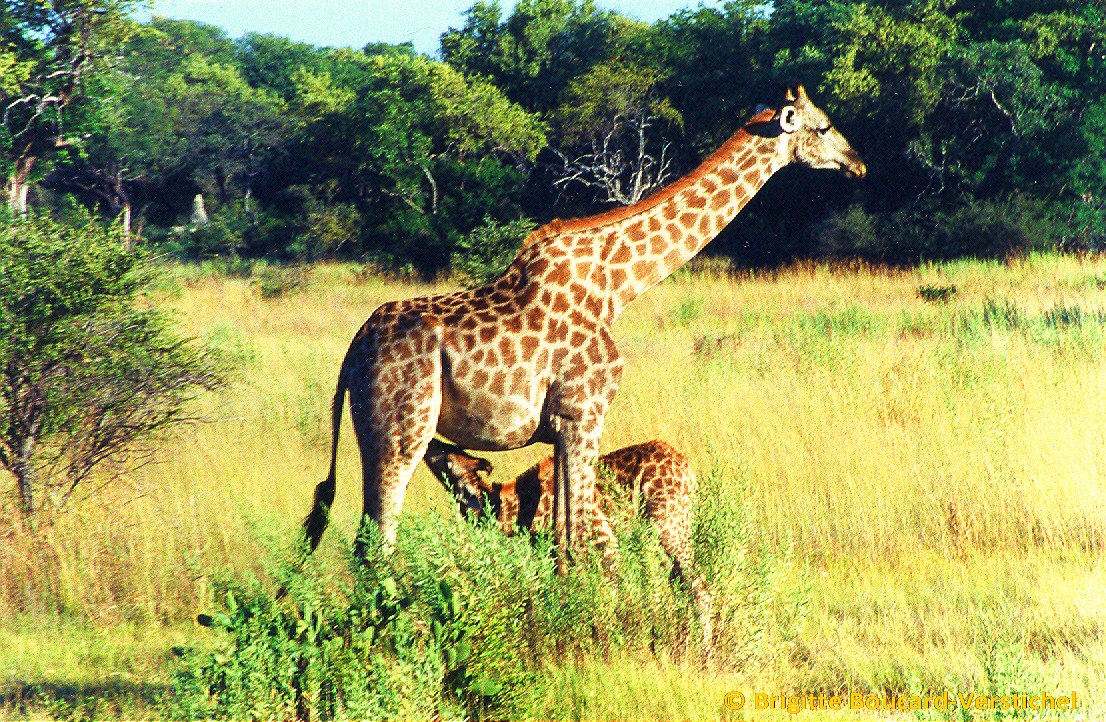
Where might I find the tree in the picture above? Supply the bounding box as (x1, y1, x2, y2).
(158, 55, 290, 206)
(50, 21, 292, 231)
(0, 0, 143, 213)
(290, 51, 546, 273)
(552, 53, 681, 205)
(45, 65, 166, 234)
(440, 0, 616, 114)
(235, 32, 330, 101)
(0, 215, 225, 519)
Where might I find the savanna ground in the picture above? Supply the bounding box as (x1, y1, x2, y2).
(2, 256, 1106, 719)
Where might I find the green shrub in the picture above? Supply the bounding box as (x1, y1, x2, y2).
(917, 284, 957, 304)
(0, 214, 226, 518)
(173, 465, 797, 719)
(815, 196, 1068, 264)
(452, 217, 535, 288)
(287, 204, 363, 261)
(163, 205, 252, 259)
(693, 465, 807, 667)
(253, 264, 309, 299)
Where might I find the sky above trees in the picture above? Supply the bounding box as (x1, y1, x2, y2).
(137, 0, 711, 53)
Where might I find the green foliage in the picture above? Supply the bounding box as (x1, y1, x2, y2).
(290, 202, 363, 261)
(13, 0, 1106, 267)
(816, 195, 1070, 263)
(163, 206, 251, 259)
(452, 216, 535, 287)
(172, 464, 796, 719)
(693, 464, 808, 667)
(974, 603, 1046, 720)
(555, 57, 681, 147)
(917, 284, 958, 304)
(440, 0, 618, 114)
(0, 215, 225, 516)
(286, 50, 545, 274)
(0, 1, 144, 202)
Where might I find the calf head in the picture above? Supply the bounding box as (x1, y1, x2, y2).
(423, 439, 498, 519)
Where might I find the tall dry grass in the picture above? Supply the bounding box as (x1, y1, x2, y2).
(3, 256, 1106, 717)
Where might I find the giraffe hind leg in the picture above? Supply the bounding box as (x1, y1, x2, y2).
(349, 324, 444, 557)
(657, 505, 712, 649)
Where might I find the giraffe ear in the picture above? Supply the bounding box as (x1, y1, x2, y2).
(779, 104, 800, 133)
(785, 85, 797, 102)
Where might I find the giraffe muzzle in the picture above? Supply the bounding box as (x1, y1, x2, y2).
(843, 151, 867, 179)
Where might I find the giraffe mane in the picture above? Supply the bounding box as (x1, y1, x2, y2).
(522, 108, 778, 249)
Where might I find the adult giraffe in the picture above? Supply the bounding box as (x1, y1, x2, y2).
(301, 85, 865, 566)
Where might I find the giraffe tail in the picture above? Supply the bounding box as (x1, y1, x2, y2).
(302, 354, 350, 553)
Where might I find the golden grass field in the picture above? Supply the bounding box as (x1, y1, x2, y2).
(2, 255, 1106, 719)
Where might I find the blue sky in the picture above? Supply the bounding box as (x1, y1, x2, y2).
(137, 0, 717, 56)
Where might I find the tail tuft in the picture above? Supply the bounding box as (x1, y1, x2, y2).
(303, 476, 336, 552)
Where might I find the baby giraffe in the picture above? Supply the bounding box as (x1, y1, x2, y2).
(424, 438, 712, 646)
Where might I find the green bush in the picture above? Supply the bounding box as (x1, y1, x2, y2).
(815, 195, 1069, 264)
(452, 217, 535, 287)
(287, 203, 363, 261)
(162, 205, 252, 259)
(693, 465, 808, 667)
(0, 214, 225, 518)
(172, 465, 799, 719)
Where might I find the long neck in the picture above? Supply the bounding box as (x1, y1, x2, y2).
(602, 119, 791, 315)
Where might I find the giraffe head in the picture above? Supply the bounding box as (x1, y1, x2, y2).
(424, 442, 498, 518)
(777, 84, 866, 179)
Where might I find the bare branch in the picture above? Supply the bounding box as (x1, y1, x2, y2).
(553, 113, 674, 206)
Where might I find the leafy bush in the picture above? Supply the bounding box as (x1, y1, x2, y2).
(815, 196, 1069, 264)
(252, 263, 309, 299)
(0, 215, 225, 518)
(917, 284, 957, 304)
(452, 217, 535, 287)
(693, 465, 808, 667)
(287, 203, 363, 261)
(172, 465, 800, 719)
(162, 204, 253, 259)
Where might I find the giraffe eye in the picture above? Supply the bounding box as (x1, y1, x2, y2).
(816, 126, 832, 136)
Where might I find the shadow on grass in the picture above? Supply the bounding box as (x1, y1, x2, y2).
(1, 679, 169, 720)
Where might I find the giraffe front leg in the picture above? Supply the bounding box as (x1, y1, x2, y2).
(549, 328, 622, 573)
(550, 413, 606, 572)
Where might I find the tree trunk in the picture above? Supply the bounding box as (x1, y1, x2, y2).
(12, 438, 35, 518)
(6, 156, 34, 214)
(191, 194, 208, 225)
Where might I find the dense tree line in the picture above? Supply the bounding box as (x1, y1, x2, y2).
(5, 0, 1106, 271)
